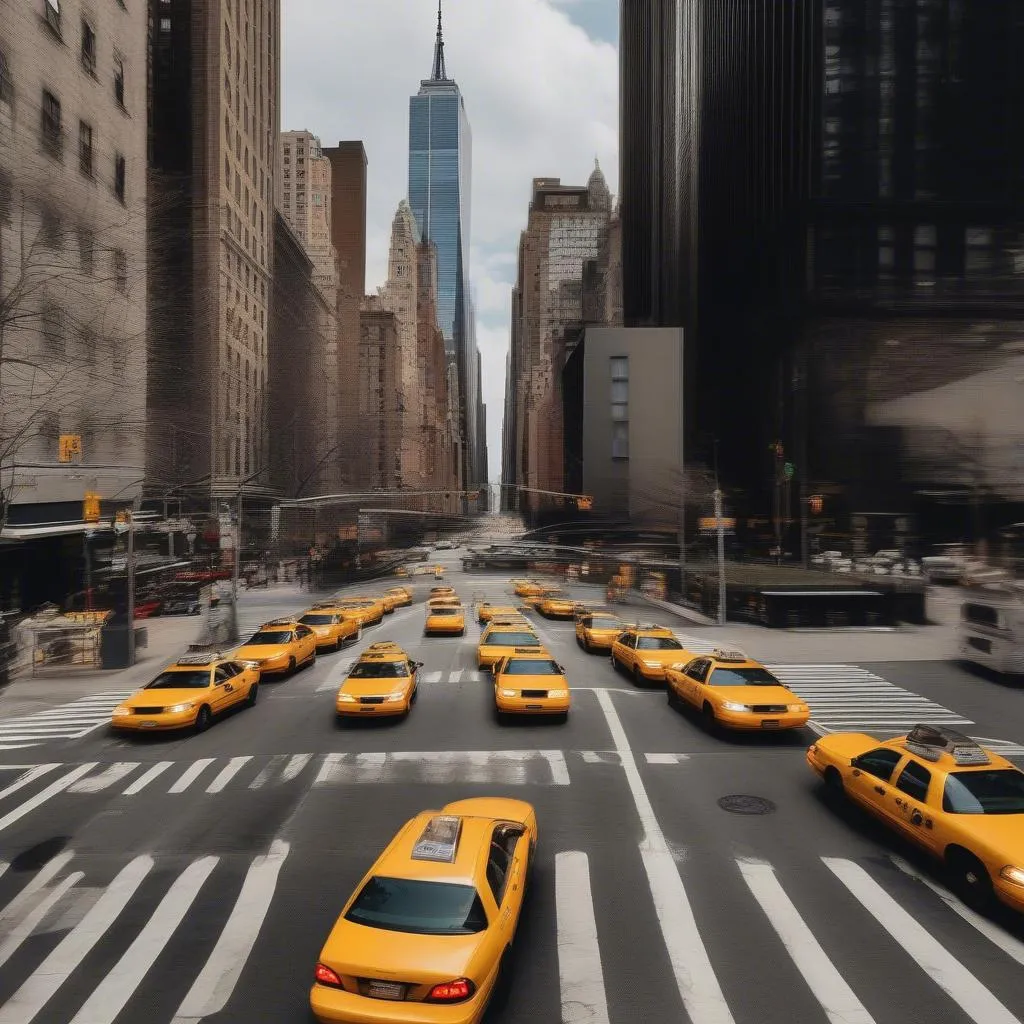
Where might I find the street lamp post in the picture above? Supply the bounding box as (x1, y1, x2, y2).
(230, 469, 264, 639)
(126, 509, 136, 664)
(714, 486, 726, 626)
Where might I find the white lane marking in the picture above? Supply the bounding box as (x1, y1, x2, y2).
(69, 856, 218, 1024)
(423, 671, 443, 683)
(168, 759, 215, 794)
(170, 840, 290, 1024)
(556, 851, 610, 1024)
(889, 855, 1024, 968)
(0, 869, 83, 968)
(824, 858, 1021, 1024)
(69, 762, 140, 794)
(0, 856, 153, 1024)
(594, 690, 733, 1024)
(206, 757, 252, 793)
(645, 753, 689, 764)
(123, 761, 174, 795)
(280, 753, 313, 782)
(315, 752, 343, 784)
(0, 850, 75, 930)
(0, 764, 96, 834)
(0, 763, 60, 801)
(738, 860, 875, 1024)
(450, 669, 464, 683)
(248, 754, 289, 789)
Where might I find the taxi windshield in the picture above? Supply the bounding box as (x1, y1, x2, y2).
(484, 632, 538, 646)
(348, 661, 408, 678)
(345, 877, 487, 935)
(503, 659, 561, 675)
(247, 630, 292, 645)
(146, 670, 210, 689)
(299, 614, 336, 625)
(708, 667, 780, 686)
(429, 607, 462, 616)
(636, 637, 683, 650)
(942, 770, 1024, 814)
(591, 618, 624, 629)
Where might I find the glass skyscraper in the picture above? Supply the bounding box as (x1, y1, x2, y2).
(408, 4, 479, 485)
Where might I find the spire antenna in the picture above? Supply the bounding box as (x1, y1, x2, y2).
(431, 0, 448, 81)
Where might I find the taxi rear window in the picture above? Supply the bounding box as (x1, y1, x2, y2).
(484, 632, 537, 646)
(147, 670, 210, 689)
(636, 637, 683, 650)
(345, 877, 487, 935)
(247, 630, 291, 645)
(299, 614, 336, 625)
(708, 667, 780, 687)
(429, 607, 462, 616)
(503, 659, 560, 675)
(348, 661, 408, 678)
(943, 770, 1024, 814)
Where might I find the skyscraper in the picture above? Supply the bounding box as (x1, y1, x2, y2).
(408, 2, 479, 486)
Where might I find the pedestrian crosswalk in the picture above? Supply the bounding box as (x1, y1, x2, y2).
(765, 663, 973, 733)
(0, 840, 1022, 1024)
(0, 693, 135, 751)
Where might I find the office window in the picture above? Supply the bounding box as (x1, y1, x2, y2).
(40, 89, 62, 159)
(610, 356, 629, 458)
(44, 0, 61, 36)
(610, 356, 628, 380)
(41, 304, 66, 355)
(80, 19, 96, 74)
(0, 49, 13, 119)
(114, 56, 125, 106)
(39, 203, 62, 248)
(612, 421, 629, 460)
(78, 120, 93, 176)
(114, 154, 126, 202)
(77, 225, 94, 274)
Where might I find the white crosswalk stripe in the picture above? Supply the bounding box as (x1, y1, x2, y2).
(0, 844, 1020, 1024)
(0, 692, 135, 750)
(765, 663, 973, 732)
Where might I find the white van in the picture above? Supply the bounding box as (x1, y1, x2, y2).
(959, 597, 1024, 675)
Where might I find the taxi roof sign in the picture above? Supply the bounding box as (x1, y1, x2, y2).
(905, 725, 991, 766)
(175, 653, 221, 666)
(264, 618, 298, 626)
(411, 815, 463, 863)
(711, 647, 748, 663)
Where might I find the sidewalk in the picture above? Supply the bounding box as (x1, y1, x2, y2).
(636, 593, 958, 664)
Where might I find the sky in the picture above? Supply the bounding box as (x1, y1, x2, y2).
(281, 0, 619, 483)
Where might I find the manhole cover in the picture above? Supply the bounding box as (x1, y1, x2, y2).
(718, 795, 776, 815)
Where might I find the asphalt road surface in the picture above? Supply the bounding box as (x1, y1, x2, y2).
(1, 552, 1023, 1024)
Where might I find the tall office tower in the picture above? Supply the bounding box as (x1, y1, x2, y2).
(147, 0, 281, 508)
(407, 2, 478, 486)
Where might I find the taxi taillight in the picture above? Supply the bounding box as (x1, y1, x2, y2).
(314, 963, 342, 987)
(426, 978, 474, 1003)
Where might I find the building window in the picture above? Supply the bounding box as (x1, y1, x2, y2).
(38, 411, 60, 459)
(114, 56, 125, 107)
(0, 49, 13, 123)
(611, 421, 629, 460)
(78, 120, 93, 177)
(160, 17, 171, 33)
(41, 304, 66, 356)
(80, 19, 97, 75)
(39, 203, 63, 248)
(610, 356, 629, 457)
(114, 154, 126, 202)
(79, 325, 97, 362)
(40, 89, 62, 160)
(0, 169, 12, 224)
(44, 0, 61, 37)
(113, 248, 127, 293)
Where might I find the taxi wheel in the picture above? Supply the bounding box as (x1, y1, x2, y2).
(702, 703, 719, 733)
(610, 653, 618, 672)
(632, 665, 645, 687)
(246, 684, 259, 706)
(666, 686, 679, 709)
(287, 657, 296, 674)
(194, 706, 212, 733)
(823, 766, 844, 796)
(947, 849, 994, 908)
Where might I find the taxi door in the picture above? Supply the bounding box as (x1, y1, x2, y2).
(575, 615, 590, 642)
(889, 760, 941, 853)
(845, 748, 906, 826)
(295, 624, 317, 662)
(677, 657, 712, 708)
(485, 828, 527, 950)
(211, 665, 237, 712)
(614, 632, 638, 671)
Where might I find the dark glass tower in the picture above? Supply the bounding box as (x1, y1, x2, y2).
(408, 3, 479, 485)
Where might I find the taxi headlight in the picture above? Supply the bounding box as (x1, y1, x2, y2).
(721, 700, 750, 712)
(166, 702, 196, 714)
(499, 688, 517, 698)
(112, 706, 130, 717)
(1000, 866, 1024, 887)
(547, 689, 569, 699)
(385, 692, 406, 702)
(642, 659, 662, 668)
(336, 693, 357, 703)
(788, 703, 809, 713)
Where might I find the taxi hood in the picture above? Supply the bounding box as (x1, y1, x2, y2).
(635, 647, 691, 663)
(128, 687, 205, 707)
(711, 684, 798, 705)
(235, 644, 289, 660)
(321, 919, 482, 986)
(339, 676, 408, 697)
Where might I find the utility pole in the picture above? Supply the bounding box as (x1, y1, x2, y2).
(713, 442, 726, 626)
(126, 509, 136, 665)
(232, 486, 242, 618)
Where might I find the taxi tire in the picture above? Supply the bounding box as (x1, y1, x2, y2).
(246, 684, 259, 706)
(194, 706, 212, 733)
(702, 702, 719, 733)
(287, 657, 296, 674)
(666, 686, 680, 709)
(632, 665, 645, 687)
(947, 848, 994, 909)
(823, 766, 844, 795)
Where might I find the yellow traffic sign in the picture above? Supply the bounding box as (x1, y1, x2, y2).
(58, 434, 82, 462)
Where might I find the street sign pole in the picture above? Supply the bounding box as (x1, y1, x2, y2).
(714, 488, 726, 626)
(126, 510, 136, 665)
(231, 488, 242, 640)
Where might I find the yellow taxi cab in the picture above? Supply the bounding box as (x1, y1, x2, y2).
(385, 585, 414, 608)
(311, 798, 537, 1024)
(425, 603, 466, 636)
(493, 650, 570, 722)
(476, 603, 521, 625)
(808, 724, 1024, 911)
(298, 604, 362, 652)
(111, 652, 260, 733)
(536, 588, 576, 619)
(336, 647, 422, 720)
(394, 566, 409, 578)
(335, 596, 386, 627)
(664, 648, 811, 731)
(610, 624, 690, 685)
(477, 623, 545, 670)
(378, 592, 402, 614)
(512, 579, 545, 598)
(575, 610, 628, 652)
(234, 618, 318, 675)
(427, 595, 462, 608)
(429, 585, 456, 598)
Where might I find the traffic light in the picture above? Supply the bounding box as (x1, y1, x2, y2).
(809, 495, 824, 515)
(577, 495, 593, 511)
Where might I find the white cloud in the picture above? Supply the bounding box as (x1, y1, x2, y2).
(282, 0, 618, 481)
